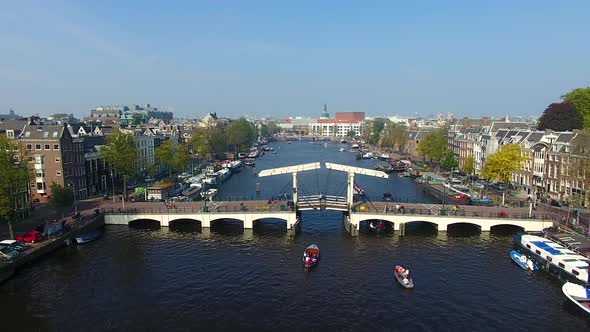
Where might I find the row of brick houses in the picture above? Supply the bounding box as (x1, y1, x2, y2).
(447, 120, 587, 205)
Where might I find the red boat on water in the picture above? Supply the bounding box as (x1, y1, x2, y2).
(303, 244, 319, 270)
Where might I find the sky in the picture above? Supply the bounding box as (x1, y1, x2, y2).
(1, 1, 589, 120)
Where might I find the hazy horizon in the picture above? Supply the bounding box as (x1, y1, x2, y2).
(2, 1, 589, 119)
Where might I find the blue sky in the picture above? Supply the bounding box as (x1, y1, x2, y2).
(1, 1, 589, 119)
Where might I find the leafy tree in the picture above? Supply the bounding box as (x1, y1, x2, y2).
(537, 101, 582, 131)
(190, 123, 227, 158)
(380, 122, 408, 151)
(0, 137, 30, 239)
(564, 87, 590, 129)
(100, 131, 138, 198)
(417, 128, 448, 164)
(131, 113, 143, 126)
(155, 139, 190, 178)
(226, 118, 256, 156)
(49, 182, 74, 218)
(346, 130, 356, 138)
(370, 119, 386, 145)
(442, 150, 458, 171)
(481, 144, 525, 205)
(462, 155, 475, 177)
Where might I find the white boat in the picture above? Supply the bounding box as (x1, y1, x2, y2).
(200, 188, 217, 200)
(562, 282, 590, 314)
(216, 168, 231, 183)
(339, 147, 346, 152)
(247, 151, 258, 158)
(515, 234, 589, 284)
(362, 152, 374, 159)
(324, 143, 328, 148)
(351, 143, 360, 149)
(75, 229, 102, 244)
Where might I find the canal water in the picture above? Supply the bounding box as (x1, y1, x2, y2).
(1, 142, 588, 331)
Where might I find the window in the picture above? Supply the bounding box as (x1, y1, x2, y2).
(36, 182, 44, 190)
(526, 244, 531, 249)
(44, 144, 50, 150)
(558, 262, 565, 268)
(54, 144, 59, 150)
(535, 250, 541, 255)
(26, 144, 32, 150)
(55, 157, 60, 163)
(573, 270, 580, 276)
(35, 144, 41, 150)
(546, 256, 552, 262)
(56, 171, 62, 176)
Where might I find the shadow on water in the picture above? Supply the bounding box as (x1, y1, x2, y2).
(253, 218, 287, 236)
(128, 219, 161, 230)
(403, 221, 438, 236)
(169, 219, 201, 233)
(447, 223, 481, 237)
(211, 218, 244, 235)
(358, 219, 394, 235)
(490, 224, 525, 236)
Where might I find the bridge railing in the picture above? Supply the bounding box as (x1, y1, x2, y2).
(103, 204, 295, 215)
(355, 206, 557, 221)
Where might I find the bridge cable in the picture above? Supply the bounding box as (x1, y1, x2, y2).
(354, 180, 378, 212)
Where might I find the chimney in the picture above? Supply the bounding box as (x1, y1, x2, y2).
(482, 117, 489, 126)
(462, 117, 469, 127)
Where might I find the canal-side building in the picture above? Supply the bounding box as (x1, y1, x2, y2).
(310, 112, 365, 137)
(18, 123, 87, 201)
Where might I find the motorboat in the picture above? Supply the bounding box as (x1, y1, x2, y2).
(368, 221, 386, 233)
(244, 158, 255, 166)
(394, 265, 414, 288)
(562, 282, 590, 315)
(362, 152, 374, 159)
(216, 168, 231, 183)
(514, 234, 589, 284)
(263, 146, 271, 151)
(351, 143, 359, 149)
(510, 250, 539, 271)
(237, 152, 247, 159)
(272, 151, 277, 154)
(339, 147, 346, 152)
(303, 244, 320, 270)
(247, 151, 258, 158)
(75, 229, 102, 244)
(200, 188, 217, 200)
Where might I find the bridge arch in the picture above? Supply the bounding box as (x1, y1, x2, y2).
(129, 218, 161, 229)
(402, 220, 439, 234)
(490, 224, 525, 235)
(169, 218, 202, 232)
(447, 222, 482, 236)
(210, 218, 245, 233)
(252, 217, 288, 234)
(359, 219, 394, 234)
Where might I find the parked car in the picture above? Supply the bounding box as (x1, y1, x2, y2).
(550, 200, 563, 207)
(0, 244, 19, 261)
(472, 181, 485, 190)
(15, 231, 44, 243)
(0, 240, 29, 252)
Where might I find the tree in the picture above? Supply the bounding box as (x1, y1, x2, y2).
(100, 131, 138, 199)
(346, 130, 356, 138)
(131, 113, 143, 126)
(380, 122, 409, 151)
(0, 137, 30, 239)
(417, 128, 448, 164)
(564, 87, 590, 129)
(462, 155, 475, 177)
(226, 118, 256, 156)
(481, 144, 525, 205)
(49, 182, 74, 218)
(442, 150, 458, 171)
(155, 139, 190, 178)
(537, 101, 582, 131)
(190, 123, 227, 159)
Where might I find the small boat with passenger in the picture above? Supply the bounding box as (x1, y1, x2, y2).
(394, 265, 414, 288)
(75, 229, 102, 244)
(303, 244, 320, 270)
(510, 250, 539, 271)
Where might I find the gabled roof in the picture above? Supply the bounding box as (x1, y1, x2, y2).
(526, 132, 544, 142)
(19, 124, 66, 140)
(556, 132, 575, 143)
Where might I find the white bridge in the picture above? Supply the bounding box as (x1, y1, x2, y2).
(104, 162, 554, 235)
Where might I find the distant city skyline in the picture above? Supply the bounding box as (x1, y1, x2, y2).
(1, 1, 589, 119)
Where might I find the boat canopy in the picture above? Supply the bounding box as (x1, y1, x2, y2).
(305, 248, 319, 256)
(531, 241, 563, 255)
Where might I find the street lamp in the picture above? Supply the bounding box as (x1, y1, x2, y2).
(67, 182, 78, 215)
(110, 167, 115, 204)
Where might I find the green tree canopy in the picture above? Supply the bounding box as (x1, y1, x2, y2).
(346, 130, 356, 138)
(100, 130, 138, 196)
(226, 118, 256, 154)
(564, 87, 590, 129)
(481, 144, 525, 204)
(462, 155, 475, 177)
(417, 128, 448, 163)
(131, 113, 143, 126)
(0, 137, 30, 239)
(49, 182, 74, 218)
(155, 139, 190, 178)
(380, 121, 408, 151)
(442, 150, 458, 171)
(190, 124, 227, 158)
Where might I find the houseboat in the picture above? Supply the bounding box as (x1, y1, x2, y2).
(514, 234, 589, 285)
(147, 182, 176, 201)
(351, 143, 360, 149)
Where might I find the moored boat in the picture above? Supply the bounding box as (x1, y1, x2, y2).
(244, 158, 255, 166)
(75, 229, 102, 244)
(339, 147, 346, 152)
(562, 282, 590, 314)
(201, 188, 218, 200)
(510, 250, 539, 271)
(394, 265, 414, 288)
(303, 244, 320, 270)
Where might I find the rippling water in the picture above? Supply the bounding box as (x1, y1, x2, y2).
(1, 142, 589, 331)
